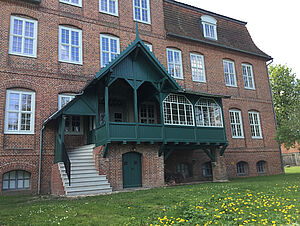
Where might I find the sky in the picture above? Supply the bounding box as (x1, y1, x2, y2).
(176, 0, 300, 78)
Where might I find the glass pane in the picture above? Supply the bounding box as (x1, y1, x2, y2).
(17, 179, 24, 189)
(9, 93, 20, 110)
(21, 94, 32, 111)
(71, 46, 79, 62)
(12, 36, 22, 53)
(71, 31, 79, 46)
(24, 38, 34, 55)
(109, 0, 116, 14)
(60, 45, 69, 61)
(17, 171, 24, 179)
(25, 22, 34, 38)
(101, 0, 107, 11)
(10, 180, 16, 189)
(61, 29, 69, 44)
(3, 180, 9, 189)
(13, 19, 23, 35)
(8, 113, 18, 131)
(24, 179, 30, 188)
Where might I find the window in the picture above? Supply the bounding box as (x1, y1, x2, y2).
(195, 99, 223, 127)
(163, 94, 194, 126)
(202, 162, 212, 177)
(242, 64, 255, 89)
(59, 26, 82, 64)
(5, 90, 35, 134)
(2, 171, 30, 190)
(65, 116, 83, 134)
(223, 60, 236, 86)
(229, 110, 244, 138)
(176, 163, 190, 178)
(9, 16, 38, 57)
(100, 34, 120, 67)
(201, 15, 217, 40)
(59, 0, 82, 7)
(100, 0, 118, 16)
(256, 161, 266, 174)
(58, 94, 75, 110)
(190, 53, 205, 82)
(237, 161, 248, 176)
(133, 0, 151, 24)
(144, 43, 152, 52)
(114, 112, 123, 122)
(167, 48, 183, 79)
(249, 111, 262, 138)
(139, 103, 156, 124)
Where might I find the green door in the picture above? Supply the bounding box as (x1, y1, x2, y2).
(122, 152, 142, 188)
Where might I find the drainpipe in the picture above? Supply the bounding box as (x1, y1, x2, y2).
(38, 124, 45, 195)
(266, 59, 285, 174)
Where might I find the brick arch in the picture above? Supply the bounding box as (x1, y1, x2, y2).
(0, 78, 43, 93)
(0, 162, 36, 176)
(55, 84, 83, 94)
(10, 13, 38, 21)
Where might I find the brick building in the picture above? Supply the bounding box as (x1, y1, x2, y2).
(0, 0, 283, 195)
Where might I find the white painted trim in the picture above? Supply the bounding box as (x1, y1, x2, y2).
(223, 59, 237, 87)
(133, 0, 151, 24)
(248, 111, 263, 139)
(58, 94, 75, 110)
(100, 34, 120, 67)
(4, 90, 35, 134)
(59, 0, 82, 7)
(9, 16, 38, 58)
(144, 42, 152, 52)
(242, 63, 255, 90)
(229, 109, 244, 138)
(59, 26, 83, 65)
(99, 0, 119, 16)
(190, 53, 206, 83)
(166, 48, 183, 79)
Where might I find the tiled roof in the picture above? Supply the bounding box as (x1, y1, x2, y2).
(163, 0, 272, 60)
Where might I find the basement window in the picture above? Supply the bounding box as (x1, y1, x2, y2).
(2, 170, 31, 190)
(201, 15, 217, 40)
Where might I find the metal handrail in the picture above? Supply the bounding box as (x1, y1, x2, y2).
(62, 143, 71, 186)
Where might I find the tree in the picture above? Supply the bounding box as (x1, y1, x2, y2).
(269, 64, 300, 149)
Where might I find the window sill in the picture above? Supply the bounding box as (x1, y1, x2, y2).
(225, 84, 237, 88)
(252, 137, 263, 140)
(9, 52, 37, 58)
(244, 87, 256, 90)
(134, 19, 151, 25)
(59, 60, 83, 66)
(193, 80, 206, 83)
(232, 136, 245, 139)
(4, 131, 34, 135)
(59, 1, 82, 7)
(99, 11, 119, 17)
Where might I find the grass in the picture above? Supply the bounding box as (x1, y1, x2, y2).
(0, 166, 299, 226)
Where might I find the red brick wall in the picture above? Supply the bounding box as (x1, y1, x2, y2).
(0, 0, 282, 194)
(51, 163, 65, 196)
(96, 143, 164, 191)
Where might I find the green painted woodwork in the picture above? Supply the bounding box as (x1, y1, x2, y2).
(122, 152, 142, 188)
(54, 116, 66, 163)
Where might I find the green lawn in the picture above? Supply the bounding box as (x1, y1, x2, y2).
(0, 167, 299, 226)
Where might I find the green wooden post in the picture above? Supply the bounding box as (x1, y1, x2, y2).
(134, 88, 138, 139)
(105, 86, 110, 137)
(159, 92, 165, 142)
(60, 115, 66, 162)
(193, 102, 198, 142)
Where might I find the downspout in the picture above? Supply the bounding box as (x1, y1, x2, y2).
(266, 59, 285, 174)
(37, 90, 85, 195)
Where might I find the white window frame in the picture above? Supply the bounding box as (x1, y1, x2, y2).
(163, 94, 194, 126)
(201, 15, 217, 40)
(9, 16, 38, 58)
(242, 64, 255, 90)
(99, 0, 118, 16)
(223, 60, 237, 87)
(195, 99, 223, 128)
(133, 0, 151, 24)
(100, 34, 120, 68)
(144, 43, 152, 52)
(4, 90, 35, 134)
(248, 111, 262, 139)
(58, 94, 75, 110)
(190, 53, 206, 82)
(167, 48, 183, 79)
(59, 26, 83, 65)
(229, 109, 244, 138)
(59, 0, 82, 7)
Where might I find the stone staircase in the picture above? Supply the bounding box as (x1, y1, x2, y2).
(58, 144, 112, 196)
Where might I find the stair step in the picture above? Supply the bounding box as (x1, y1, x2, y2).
(66, 188, 112, 196)
(68, 145, 95, 152)
(68, 153, 93, 157)
(66, 184, 111, 192)
(71, 164, 96, 169)
(61, 172, 100, 178)
(64, 177, 108, 183)
(66, 181, 110, 187)
(70, 159, 95, 164)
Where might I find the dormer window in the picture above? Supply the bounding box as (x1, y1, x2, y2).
(201, 15, 217, 40)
